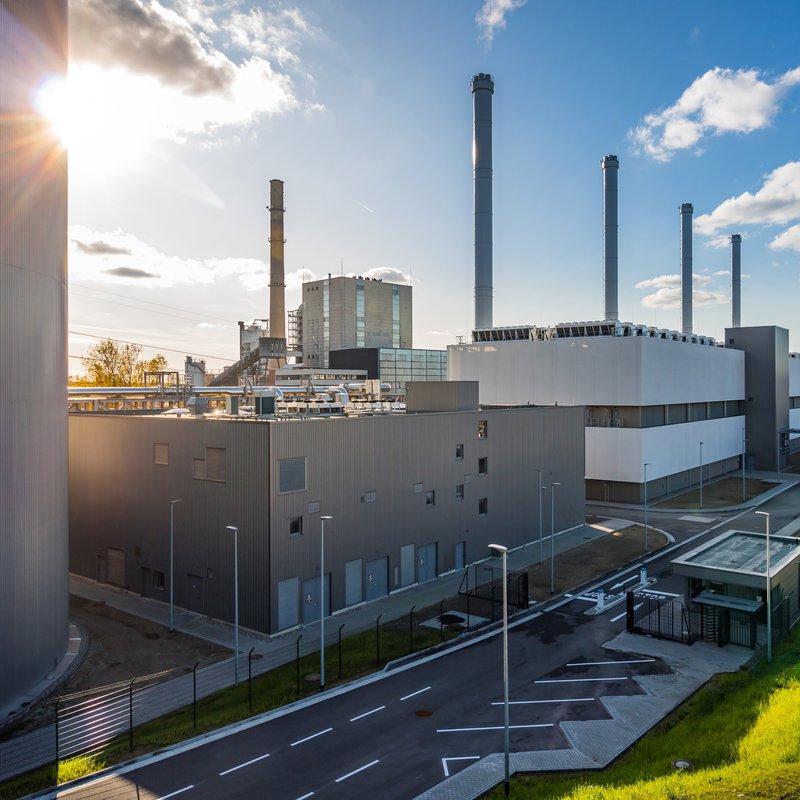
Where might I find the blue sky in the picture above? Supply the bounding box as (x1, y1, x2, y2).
(59, 0, 800, 371)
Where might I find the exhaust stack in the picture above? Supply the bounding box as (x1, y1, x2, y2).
(472, 73, 494, 330)
(602, 155, 619, 321)
(680, 203, 693, 335)
(268, 179, 286, 342)
(730, 233, 742, 328)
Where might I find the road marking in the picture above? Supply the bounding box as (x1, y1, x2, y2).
(679, 515, 716, 523)
(491, 698, 594, 705)
(159, 787, 194, 800)
(290, 727, 333, 747)
(566, 658, 655, 667)
(400, 686, 431, 701)
(576, 595, 596, 602)
(219, 752, 270, 775)
(295, 793, 315, 800)
(335, 759, 380, 782)
(610, 575, 638, 590)
(442, 756, 480, 776)
(535, 677, 628, 684)
(639, 588, 680, 597)
(610, 611, 627, 622)
(437, 724, 553, 732)
(350, 705, 386, 722)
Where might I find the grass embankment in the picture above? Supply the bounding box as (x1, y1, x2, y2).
(493, 625, 800, 799)
(654, 476, 771, 510)
(1, 621, 455, 799)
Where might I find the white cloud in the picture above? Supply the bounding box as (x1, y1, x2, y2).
(286, 268, 316, 289)
(476, 0, 527, 44)
(362, 267, 414, 285)
(635, 273, 727, 309)
(704, 233, 741, 249)
(772, 224, 800, 252)
(630, 67, 800, 161)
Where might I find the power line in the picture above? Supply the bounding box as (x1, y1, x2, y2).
(68, 330, 234, 362)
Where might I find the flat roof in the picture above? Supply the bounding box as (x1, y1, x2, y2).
(673, 530, 800, 578)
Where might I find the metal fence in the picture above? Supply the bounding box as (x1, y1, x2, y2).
(457, 563, 529, 621)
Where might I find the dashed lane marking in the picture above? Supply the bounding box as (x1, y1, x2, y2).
(159, 786, 194, 800)
(491, 698, 594, 705)
(219, 752, 270, 776)
(566, 659, 655, 667)
(349, 705, 386, 722)
(290, 728, 333, 747)
(335, 759, 380, 782)
(437, 724, 553, 733)
(535, 677, 629, 684)
(400, 686, 431, 701)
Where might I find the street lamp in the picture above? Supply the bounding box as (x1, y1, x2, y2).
(742, 428, 747, 502)
(643, 464, 651, 552)
(550, 482, 561, 594)
(699, 441, 704, 509)
(169, 499, 182, 633)
(536, 468, 543, 563)
(755, 511, 772, 663)
(319, 515, 333, 691)
(488, 543, 510, 797)
(225, 525, 239, 685)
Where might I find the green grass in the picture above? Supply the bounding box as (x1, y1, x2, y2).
(0, 621, 455, 799)
(490, 625, 800, 799)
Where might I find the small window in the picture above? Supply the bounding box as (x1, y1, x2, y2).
(279, 457, 307, 493)
(478, 457, 488, 475)
(153, 443, 169, 466)
(425, 490, 435, 507)
(153, 570, 166, 591)
(192, 458, 206, 480)
(478, 497, 488, 516)
(413, 482, 423, 494)
(289, 517, 303, 537)
(477, 420, 487, 439)
(363, 490, 377, 503)
(455, 444, 464, 460)
(464, 473, 472, 484)
(308, 501, 320, 514)
(207, 568, 214, 580)
(456, 484, 464, 501)
(205, 447, 226, 482)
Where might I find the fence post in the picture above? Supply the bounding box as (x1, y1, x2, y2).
(409, 606, 415, 654)
(376, 614, 383, 666)
(440, 599, 444, 641)
(466, 591, 470, 631)
(248, 648, 255, 712)
(491, 580, 496, 622)
(129, 679, 135, 751)
(193, 661, 199, 728)
(296, 635, 302, 696)
(338, 624, 344, 680)
(626, 592, 634, 633)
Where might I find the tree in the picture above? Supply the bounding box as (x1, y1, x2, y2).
(134, 354, 169, 385)
(80, 339, 168, 386)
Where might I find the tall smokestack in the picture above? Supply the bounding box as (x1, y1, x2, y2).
(602, 155, 619, 321)
(730, 233, 742, 328)
(680, 203, 693, 335)
(268, 179, 286, 342)
(472, 73, 494, 330)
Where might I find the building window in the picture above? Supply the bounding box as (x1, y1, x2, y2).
(413, 482, 423, 494)
(426, 490, 435, 507)
(153, 570, 166, 591)
(289, 517, 303, 537)
(279, 457, 307, 493)
(205, 447, 226, 482)
(456, 484, 464, 501)
(153, 443, 169, 465)
(478, 457, 488, 475)
(455, 444, 464, 460)
(192, 458, 206, 480)
(477, 420, 488, 439)
(363, 490, 377, 503)
(478, 497, 488, 516)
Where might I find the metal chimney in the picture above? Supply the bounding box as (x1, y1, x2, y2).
(730, 233, 742, 328)
(268, 179, 286, 342)
(472, 73, 494, 330)
(602, 155, 619, 321)
(680, 203, 693, 335)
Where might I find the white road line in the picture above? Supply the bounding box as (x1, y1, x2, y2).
(610, 611, 627, 623)
(295, 793, 315, 800)
(491, 698, 594, 705)
(566, 658, 655, 667)
(639, 588, 680, 597)
(290, 727, 333, 747)
(335, 759, 380, 782)
(437, 724, 553, 733)
(442, 756, 480, 777)
(350, 705, 386, 722)
(159, 787, 194, 800)
(219, 752, 270, 776)
(534, 677, 629, 684)
(400, 686, 431, 701)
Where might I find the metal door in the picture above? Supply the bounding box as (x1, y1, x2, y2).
(400, 544, 415, 587)
(302, 575, 330, 624)
(345, 559, 362, 607)
(141, 567, 151, 598)
(187, 574, 203, 614)
(418, 543, 437, 583)
(365, 557, 388, 602)
(277, 577, 299, 630)
(107, 548, 126, 587)
(454, 541, 466, 571)
(96, 554, 107, 583)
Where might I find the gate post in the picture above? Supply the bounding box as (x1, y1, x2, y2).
(626, 592, 634, 633)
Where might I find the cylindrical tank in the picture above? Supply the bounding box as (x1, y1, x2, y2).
(472, 73, 493, 330)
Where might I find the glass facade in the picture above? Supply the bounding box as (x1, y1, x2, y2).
(378, 348, 446, 396)
(356, 281, 365, 348)
(322, 280, 330, 367)
(392, 287, 400, 348)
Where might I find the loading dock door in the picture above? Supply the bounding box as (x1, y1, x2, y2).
(365, 557, 388, 602)
(400, 544, 415, 587)
(455, 542, 466, 571)
(345, 559, 362, 607)
(278, 577, 299, 630)
(187, 574, 204, 614)
(107, 548, 126, 587)
(418, 543, 437, 583)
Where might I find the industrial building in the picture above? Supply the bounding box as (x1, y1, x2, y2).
(68, 388, 585, 634)
(0, 0, 69, 713)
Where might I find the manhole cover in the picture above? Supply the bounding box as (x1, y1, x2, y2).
(672, 759, 693, 770)
(415, 709, 433, 717)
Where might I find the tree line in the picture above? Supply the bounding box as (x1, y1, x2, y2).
(70, 339, 169, 386)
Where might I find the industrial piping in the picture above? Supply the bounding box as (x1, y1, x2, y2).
(602, 155, 619, 321)
(472, 73, 494, 330)
(730, 233, 742, 328)
(680, 203, 693, 335)
(269, 179, 286, 342)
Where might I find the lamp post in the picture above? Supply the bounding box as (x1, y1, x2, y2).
(550, 482, 561, 594)
(169, 499, 181, 633)
(699, 441, 704, 509)
(320, 515, 333, 691)
(643, 464, 651, 552)
(536, 468, 543, 563)
(742, 428, 746, 502)
(755, 511, 772, 663)
(488, 543, 510, 797)
(225, 525, 239, 685)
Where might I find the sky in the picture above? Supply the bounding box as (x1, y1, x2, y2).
(52, 0, 800, 372)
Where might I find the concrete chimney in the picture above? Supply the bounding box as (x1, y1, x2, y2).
(730, 233, 742, 328)
(602, 155, 619, 321)
(268, 179, 286, 342)
(472, 73, 494, 330)
(680, 203, 693, 335)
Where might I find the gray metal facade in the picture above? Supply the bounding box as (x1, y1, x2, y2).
(0, 0, 69, 712)
(69, 406, 584, 634)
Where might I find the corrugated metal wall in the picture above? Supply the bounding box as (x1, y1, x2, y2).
(0, 0, 69, 709)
